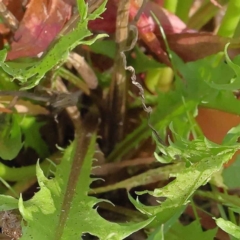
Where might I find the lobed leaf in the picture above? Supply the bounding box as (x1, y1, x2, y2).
(0, 0, 108, 89)
(18, 130, 152, 239)
(130, 125, 240, 227)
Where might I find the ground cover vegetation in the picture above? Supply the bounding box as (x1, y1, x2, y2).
(0, 0, 240, 239)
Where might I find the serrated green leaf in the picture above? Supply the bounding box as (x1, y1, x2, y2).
(0, 0, 108, 89)
(88, 0, 107, 21)
(77, 0, 88, 20)
(130, 125, 240, 227)
(107, 91, 198, 162)
(18, 130, 152, 239)
(156, 132, 237, 164)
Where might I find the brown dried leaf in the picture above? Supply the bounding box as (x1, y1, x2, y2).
(159, 32, 238, 62)
(0, 96, 49, 115)
(0, 0, 25, 50)
(67, 52, 97, 90)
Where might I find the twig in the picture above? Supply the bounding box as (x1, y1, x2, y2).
(105, 0, 131, 153)
(92, 157, 155, 176)
(0, 90, 81, 113)
(67, 52, 98, 90)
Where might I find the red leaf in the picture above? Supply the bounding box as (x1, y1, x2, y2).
(159, 32, 232, 62)
(89, 0, 191, 35)
(129, 1, 240, 63)
(7, 0, 72, 60)
(130, 1, 192, 34)
(88, 0, 117, 33)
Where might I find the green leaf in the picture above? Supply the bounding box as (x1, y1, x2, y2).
(164, 221, 217, 240)
(108, 50, 240, 162)
(89, 40, 116, 59)
(203, 46, 240, 91)
(107, 91, 198, 162)
(156, 130, 236, 164)
(225, 43, 240, 78)
(172, 52, 240, 115)
(223, 155, 240, 188)
(18, 132, 152, 239)
(130, 125, 240, 227)
(195, 190, 240, 210)
(0, 114, 23, 160)
(147, 206, 185, 240)
(91, 163, 185, 194)
(128, 47, 163, 73)
(88, 0, 107, 21)
(0, 0, 108, 89)
(0, 68, 18, 90)
(77, 0, 88, 21)
(0, 48, 7, 62)
(0, 195, 18, 211)
(20, 116, 49, 158)
(215, 218, 240, 238)
(222, 124, 240, 145)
